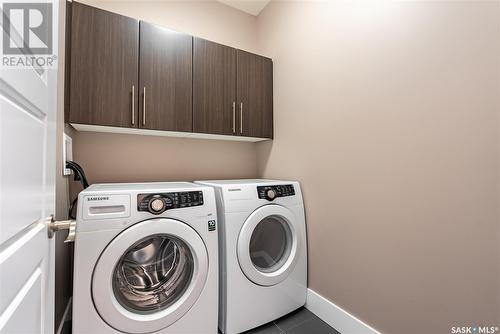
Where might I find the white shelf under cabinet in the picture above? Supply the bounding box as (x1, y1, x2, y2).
(70, 124, 271, 142)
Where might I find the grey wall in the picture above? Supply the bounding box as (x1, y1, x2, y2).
(256, 1, 500, 333)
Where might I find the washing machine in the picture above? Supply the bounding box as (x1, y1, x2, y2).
(72, 182, 219, 334)
(195, 179, 307, 334)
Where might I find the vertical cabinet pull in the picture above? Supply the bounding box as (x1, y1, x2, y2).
(232, 101, 236, 133)
(142, 87, 146, 126)
(240, 102, 243, 134)
(131, 85, 135, 125)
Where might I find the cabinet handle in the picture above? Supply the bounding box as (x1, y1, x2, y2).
(232, 101, 236, 133)
(240, 102, 243, 134)
(131, 85, 135, 125)
(142, 87, 146, 126)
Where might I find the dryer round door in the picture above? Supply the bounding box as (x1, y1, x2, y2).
(92, 218, 208, 333)
(237, 205, 302, 286)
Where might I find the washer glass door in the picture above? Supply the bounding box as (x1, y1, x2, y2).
(113, 234, 194, 313)
(237, 205, 301, 286)
(92, 218, 208, 334)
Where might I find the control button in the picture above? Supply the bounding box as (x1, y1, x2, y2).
(149, 198, 165, 213)
(265, 189, 277, 201)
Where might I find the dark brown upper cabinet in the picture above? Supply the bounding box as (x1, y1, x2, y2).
(68, 2, 139, 127)
(193, 38, 237, 136)
(139, 22, 193, 132)
(237, 50, 273, 139)
(66, 3, 273, 140)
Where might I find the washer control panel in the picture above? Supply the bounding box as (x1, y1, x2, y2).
(257, 184, 295, 201)
(137, 191, 204, 214)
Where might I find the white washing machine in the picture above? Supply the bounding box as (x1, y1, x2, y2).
(72, 182, 219, 334)
(195, 179, 307, 334)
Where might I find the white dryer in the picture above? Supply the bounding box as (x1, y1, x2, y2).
(195, 179, 307, 334)
(72, 182, 218, 334)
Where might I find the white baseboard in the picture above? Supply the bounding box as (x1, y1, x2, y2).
(305, 289, 382, 334)
(56, 297, 72, 334)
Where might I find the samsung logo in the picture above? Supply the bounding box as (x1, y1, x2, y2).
(87, 196, 109, 201)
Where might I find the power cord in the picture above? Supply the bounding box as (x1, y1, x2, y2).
(66, 161, 90, 219)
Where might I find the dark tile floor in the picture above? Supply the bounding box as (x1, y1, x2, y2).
(242, 307, 340, 334)
(64, 307, 339, 334)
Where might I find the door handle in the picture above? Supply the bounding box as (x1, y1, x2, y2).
(232, 101, 236, 133)
(240, 102, 243, 134)
(46, 215, 76, 243)
(142, 87, 146, 126)
(131, 85, 135, 126)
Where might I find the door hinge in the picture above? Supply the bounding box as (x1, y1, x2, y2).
(46, 215, 76, 243)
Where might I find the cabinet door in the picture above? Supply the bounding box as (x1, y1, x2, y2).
(237, 50, 273, 139)
(69, 2, 139, 127)
(193, 38, 237, 136)
(139, 22, 192, 132)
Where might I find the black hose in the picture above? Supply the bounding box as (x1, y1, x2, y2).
(66, 161, 90, 219)
(68, 197, 78, 220)
(66, 160, 89, 188)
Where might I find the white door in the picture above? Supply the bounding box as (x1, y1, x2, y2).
(92, 218, 209, 334)
(0, 0, 60, 333)
(237, 205, 302, 286)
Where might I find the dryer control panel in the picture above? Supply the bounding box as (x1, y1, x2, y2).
(137, 191, 204, 214)
(257, 184, 295, 201)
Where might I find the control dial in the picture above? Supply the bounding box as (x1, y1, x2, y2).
(265, 189, 277, 201)
(149, 198, 165, 213)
